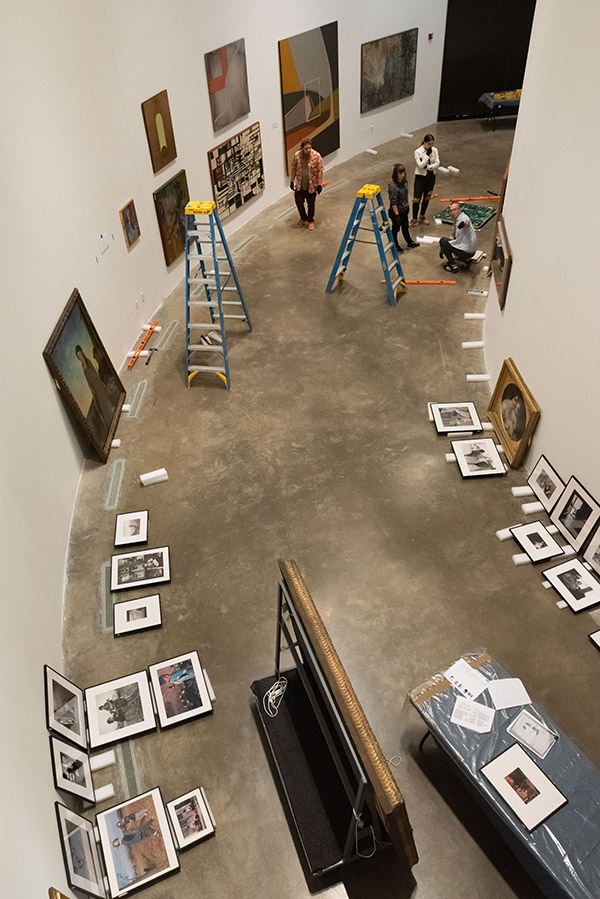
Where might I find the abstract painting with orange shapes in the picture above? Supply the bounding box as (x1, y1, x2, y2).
(141, 89, 177, 174)
(205, 38, 251, 132)
(278, 22, 340, 174)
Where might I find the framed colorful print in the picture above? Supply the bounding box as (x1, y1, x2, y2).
(96, 787, 179, 897)
(43, 289, 126, 463)
(487, 358, 540, 469)
(360, 29, 418, 113)
(542, 558, 600, 613)
(208, 121, 265, 220)
(480, 744, 567, 831)
(431, 401, 482, 434)
(50, 735, 95, 803)
(550, 477, 600, 552)
(85, 670, 156, 749)
(451, 437, 506, 478)
(153, 169, 189, 266)
(166, 787, 215, 850)
(278, 21, 340, 173)
(527, 454, 565, 513)
(141, 89, 177, 173)
(110, 546, 170, 592)
(509, 522, 564, 563)
(113, 594, 162, 637)
(492, 214, 512, 310)
(205, 38, 250, 131)
(114, 510, 149, 547)
(583, 525, 600, 577)
(119, 200, 141, 249)
(55, 802, 106, 897)
(148, 651, 212, 729)
(45, 665, 87, 749)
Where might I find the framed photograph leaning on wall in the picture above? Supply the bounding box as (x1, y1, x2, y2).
(492, 214, 512, 310)
(550, 477, 600, 552)
(488, 358, 540, 469)
(527, 454, 565, 512)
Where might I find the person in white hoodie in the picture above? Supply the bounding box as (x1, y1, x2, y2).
(410, 133, 440, 226)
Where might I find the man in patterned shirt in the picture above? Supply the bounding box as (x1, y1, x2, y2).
(290, 139, 324, 231)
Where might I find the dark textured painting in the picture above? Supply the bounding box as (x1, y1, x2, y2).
(153, 169, 189, 266)
(360, 29, 418, 113)
(278, 21, 340, 173)
(205, 38, 251, 131)
(141, 89, 177, 173)
(208, 122, 264, 220)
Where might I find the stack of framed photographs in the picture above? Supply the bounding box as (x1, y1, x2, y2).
(111, 509, 164, 637)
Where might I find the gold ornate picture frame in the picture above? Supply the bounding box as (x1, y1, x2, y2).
(488, 357, 540, 468)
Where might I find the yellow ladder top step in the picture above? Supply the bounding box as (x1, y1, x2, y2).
(185, 201, 216, 215)
(356, 184, 380, 198)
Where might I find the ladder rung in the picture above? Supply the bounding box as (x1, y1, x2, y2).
(189, 300, 242, 307)
(187, 344, 223, 352)
(188, 254, 228, 261)
(187, 323, 222, 329)
(387, 259, 400, 269)
(374, 206, 385, 215)
(188, 231, 223, 242)
(383, 241, 394, 252)
(391, 277, 403, 290)
(188, 365, 227, 373)
(222, 314, 247, 319)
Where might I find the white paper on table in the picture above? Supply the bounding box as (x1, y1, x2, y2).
(488, 677, 531, 710)
(444, 658, 489, 700)
(450, 697, 495, 733)
(506, 709, 558, 759)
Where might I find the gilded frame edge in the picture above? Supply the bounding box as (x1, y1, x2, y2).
(488, 357, 540, 469)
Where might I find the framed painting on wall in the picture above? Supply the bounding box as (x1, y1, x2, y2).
(119, 199, 141, 249)
(492, 215, 512, 309)
(141, 89, 177, 173)
(278, 21, 340, 174)
(208, 121, 265, 220)
(205, 38, 250, 131)
(43, 290, 126, 463)
(360, 29, 418, 113)
(487, 358, 540, 469)
(153, 169, 189, 266)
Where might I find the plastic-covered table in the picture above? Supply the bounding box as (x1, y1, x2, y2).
(408, 650, 600, 899)
(478, 92, 521, 129)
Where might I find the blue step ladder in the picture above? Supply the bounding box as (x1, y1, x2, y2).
(325, 184, 406, 306)
(184, 201, 252, 389)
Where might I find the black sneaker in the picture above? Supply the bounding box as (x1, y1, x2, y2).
(395, 245, 404, 254)
(407, 242, 419, 249)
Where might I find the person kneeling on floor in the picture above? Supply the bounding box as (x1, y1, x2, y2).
(439, 202, 477, 272)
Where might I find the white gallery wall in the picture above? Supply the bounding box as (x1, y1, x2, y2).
(485, 3, 600, 493)
(1, 0, 447, 893)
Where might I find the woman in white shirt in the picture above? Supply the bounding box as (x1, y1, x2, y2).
(410, 133, 440, 226)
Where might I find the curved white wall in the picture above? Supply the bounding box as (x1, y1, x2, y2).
(1, 0, 447, 893)
(485, 2, 600, 492)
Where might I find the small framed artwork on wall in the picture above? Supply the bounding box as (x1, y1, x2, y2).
(492, 214, 512, 310)
(141, 89, 177, 173)
(119, 199, 141, 249)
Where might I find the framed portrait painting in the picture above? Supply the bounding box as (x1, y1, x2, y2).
(153, 169, 189, 266)
(492, 214, 512, 310)
(550, 477, 600, 552)
(119, 199, 141, 249)
(43, 289, 126, 463)
(141, 89, 177, 173)
(55, 803, 106, 897)
(488, 358, 540, 469)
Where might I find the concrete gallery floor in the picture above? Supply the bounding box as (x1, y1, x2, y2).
(65, 119, 600, 899)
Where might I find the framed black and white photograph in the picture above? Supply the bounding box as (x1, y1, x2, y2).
(45, 665, 87, 749)
(50, 735, 95, 803)
(85, 670, 156, 749)
(527, 454, 565, 513)
(451, 438, 506, 478)
(583, 526, 600, 577)
(166, 787, 215, 850)
(480, 743, 567, 831)
(110, 546, 170, 592)
(550, 477, 600, 552)
(148, 651, 213, 729)
(542, 558, 600, 613)
(96, 787, 179, 897)
(55, 802, 106, 897)
(431, 402, 482, 434)
(509, 522, 564, 563)
(114, 510, 149, 547)
(113, 594, 162, 637)
(506, 709, 558, 760)
(588, 630, 600, 652)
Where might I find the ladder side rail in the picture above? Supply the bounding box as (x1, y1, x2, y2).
(324, 197, 366, 293)
(214, 209, 253, 332)
(210, 212, 231, 389)
(370, 195, 405, 307)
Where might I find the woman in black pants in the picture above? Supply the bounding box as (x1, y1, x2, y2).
(387, 164, 419, 252)
(410, 134, 440, 225)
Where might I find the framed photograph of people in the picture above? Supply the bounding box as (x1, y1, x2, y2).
(50, 735, 95, 803)
(451, 438, 506, 478)
(509, 522, 564, 563)
(480, 743, 567, 831)
(45, 665, 87, 749)
(527, 454, 565, 513)
(431, 401, 482, 434)
(113, 594, 162, 637)
(96, 787, 179, 897)
(148, 651, 213, 729)
(166, 787, 215, 850)
(542, 558, 600, 613)
(550, 477, 600, 552)
(492, 214, 512, 310)
(118, 199, 141, 249)
(114, 510, 149, 547)
(110, 546, 170, 592)
(583, 526, 600, 577)
(487, 358, 540, 469)
(85, 670, 156, 749)
(43, 289, 126, 463)
(55, 802, 106, 897)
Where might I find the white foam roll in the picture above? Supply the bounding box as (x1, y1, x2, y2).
(542, 580, 552, 589)
(512, 553, 531, 566)
(111, 439, 121, 448)
(483, 265, 490, 272)
(127, 350, 149, 357)
(427, 403, 434, 421)
(496, 526, 520, 541)
(139, 467, 169, 487)
(482, 422, 494, 431)
(547, 525, 558, 534)
(556, 600, 568, 609)
(365, 148, 378, 155)
(563, 545, 577, 557)
(448, 165, 460, 173)
(90, 750, 117, 772)
(466, 374, 490, 382)
(122, 404, 131, 412)
(400, 132, 414, 138)
(142, 323, 162, 332)
(461, 341, 485, 349)
(445, 453, 457, 463)
(464, 312, 486, 319)
(438, 166, 450, 174)
(511, 486, 534, 497)
(521, 501, 544, 514)
(94, 783, 115, 803)
(496, 444, 504, 453)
